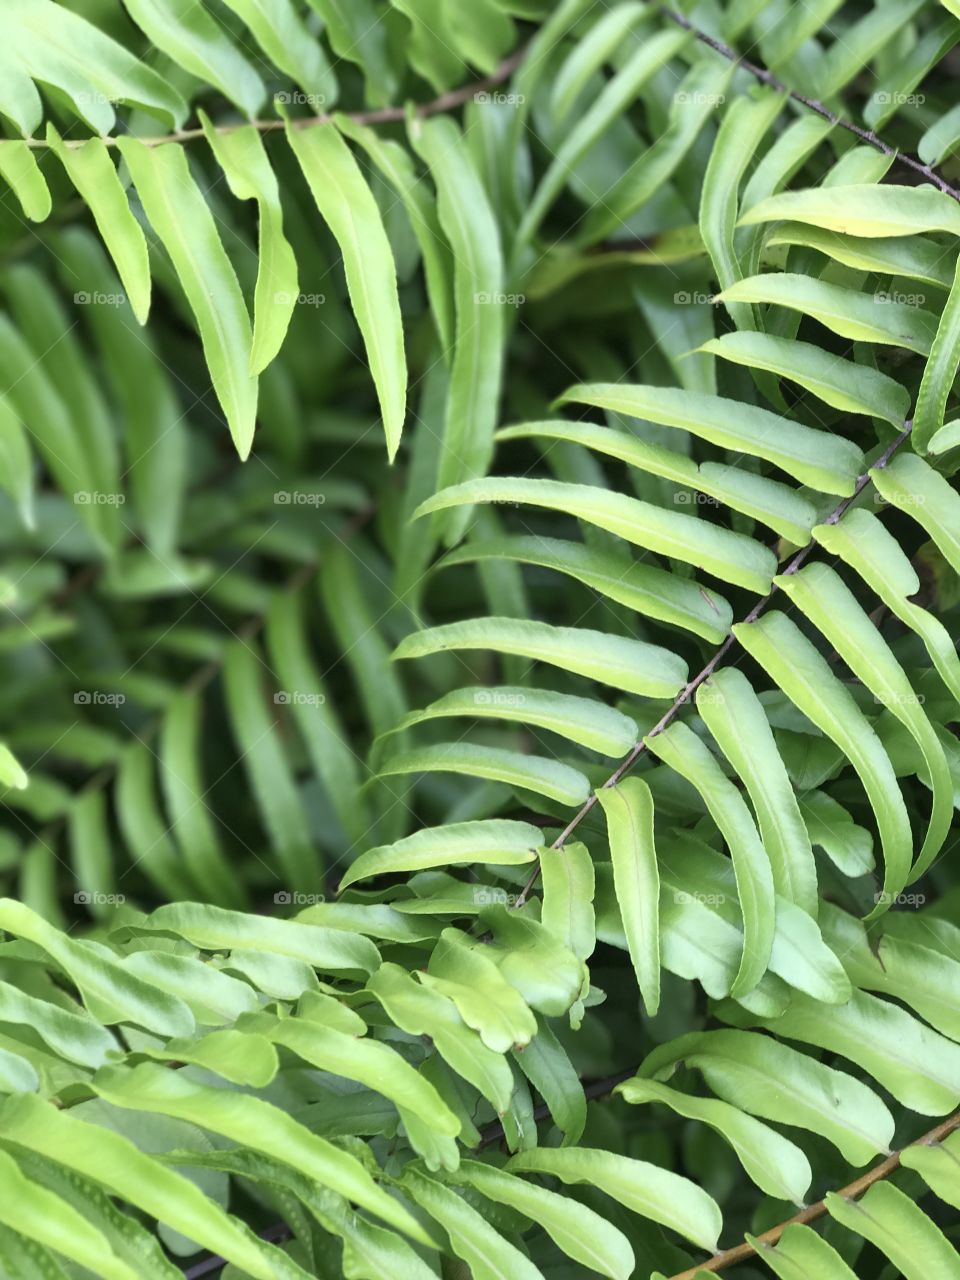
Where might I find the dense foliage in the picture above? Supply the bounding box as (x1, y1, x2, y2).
(0, 1, 959, 1277)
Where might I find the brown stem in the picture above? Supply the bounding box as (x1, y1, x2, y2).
(515, 422, 913, 907)
(658, 7, 960, 204)
(669, 1108, 960, 1279)
(24, 50, 527, 150)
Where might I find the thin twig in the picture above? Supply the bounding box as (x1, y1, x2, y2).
(658, 6, 960, 204)
(23, 49, 528, 150)
(515, 423, 913, 907)
(669, 1107, 960, 1278)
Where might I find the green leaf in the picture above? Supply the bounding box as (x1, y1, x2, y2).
(0, 899, 194, 1037)
(383, 686, 638, 757)
(515, 28, 689, 250)
(700, 88, 785, 329)
(646, 721, 776, 997)
(139, 902, 380, 973)
(914, 252, 960, 450)
(814, 508, 960, 708)
(0, 0, 186, 135)
(550, 3, 649, 124)
(777, 562, 952, 882)
(395, 615, 688, 698)
(557, 383, 864, 496)
(0, 141, 50, 221)
(243, 1011, 461, 1135)
(421, 927, 538, 1053)
(93, 1063, 431, 1244)
(512, 1014, 586, 1144)
(495, 419, 818, 545)
(596, 778, 660, 1015)
(378, 742, 591, 806)
(715, 273, 937, 355)
(700, 332, 910, 424)
(402, 1168, 542, 1280)
(285, 122, 406, 460)
(409, 115, 504, 541)
(367, 962, 514, 1113)
(417, 479, 777, 593)
(540, 840, 595, 963)
(697, 669, 818, 918)
(122, 0, 265, 116)
(339, 819, 540, 889)
(219, 0, 336, 101)
(335, 115, 454, 355)
(733, 611, 912, 918)
(440, 535, 733, 643)
(738, 182, 960, 238)
(0, 1095, 283, 1280)
(117, 138, 258, 459)
(222, 639, 318, 891)
(451, 1159, 634, 1279)
(766, 222, 956, 289)
(201, 118, 298, 375)
(748, 1222, 857, 1280)
(825, 1182, 960, 1280)
(0, 1148, 136, 1280)
(618, 1077, 811, 1205)
(506, 1148, 722, 1252)
(762, 990, 960, 1116)
(872, 452, 960, 576)
(901, 1130, 960, 1208)
(47, 127, 150, 324)
(641, 1027, 894, 1164)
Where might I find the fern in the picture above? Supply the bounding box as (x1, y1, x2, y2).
(0, 1, 956, 1278)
